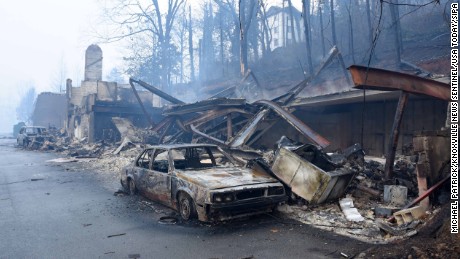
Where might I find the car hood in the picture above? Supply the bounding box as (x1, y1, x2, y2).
(175, 166, 278, 190)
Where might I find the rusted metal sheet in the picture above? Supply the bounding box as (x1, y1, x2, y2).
(271, 147, 355, 204)
(384, 91, 409, 180)
(130, 78, 185, 105)
(349, 65, 450, 101)
(255, 100, 331, 149)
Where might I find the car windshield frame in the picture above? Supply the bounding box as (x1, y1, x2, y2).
(169, 146, 237, 171)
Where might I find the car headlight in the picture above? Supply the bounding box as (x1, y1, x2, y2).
(224, 193, 234, 202)
(213, 193, 234, 203)
(213, 195, 223, 203)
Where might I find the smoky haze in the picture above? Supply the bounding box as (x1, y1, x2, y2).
(0, 0, 450, 134)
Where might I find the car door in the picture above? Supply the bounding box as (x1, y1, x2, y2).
(132, 149, 154, 194)
(147, 149, 173, 206)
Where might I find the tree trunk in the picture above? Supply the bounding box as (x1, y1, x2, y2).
(330, 0, 337, 46)
(287, 0, 297, 44)
(366, 0, 373, 48)
(239, 2, 248, 76)
(347, 2, 355, 64)
(219, 7, 225, 77)
(389, 1, 401, 65)
(238, 0, 257, 77)
(260, 1, 271, 56)
(302, 0, 313, 74)
(188, 5, 195, 81)
(319, 4, 326, 57)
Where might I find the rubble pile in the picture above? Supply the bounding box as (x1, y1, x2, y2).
(24, 57, 451, 245)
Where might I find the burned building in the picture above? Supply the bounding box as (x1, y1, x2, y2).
(31, 92, 67, 129)
(66, 44, 162, 143)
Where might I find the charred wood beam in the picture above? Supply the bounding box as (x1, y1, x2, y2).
(163, 98, 246, 115)
(204, 118, 249, 137)
(158, 119, 174, 144)
(255, 100, 330, 149)
(275, 46, 340, 105)
(228, 109, 270, 148)
(384, 91, 409, 180)
(183, 108, 252, 127)
(227, 114, 233, 142)
(246, 120, 278, 146)
(349, 65, 450, 101)
(190, 124, 226, 145)
(152, 117, 174, 132)
(129, 79, 155, 127)
(210, 86, 237, 99)
(130, 78, 185, 105)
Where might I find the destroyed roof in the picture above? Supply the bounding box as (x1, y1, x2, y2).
(291, 65, 450, 108)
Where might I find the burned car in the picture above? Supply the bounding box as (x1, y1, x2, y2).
(120, 144, 287, 222)
(16, 126, 48, 148)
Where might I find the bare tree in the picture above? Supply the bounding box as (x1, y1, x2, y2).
(287, 0, 297, 44)
(389, 0, 402, 65)
(365, 0, 373, 49)
(238, 0, 257, 76)
(330, 0, 337, 46)
(318, 2, 326, 57)
(346, 1, 355, 64)
(188, 5, 195, 81)
(100, 0, 185, 90)
(302, 0, 313, 74)
(259, 0, 272, 57)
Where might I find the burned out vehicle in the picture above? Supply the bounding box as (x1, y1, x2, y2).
(16, 126, 48, 148)
(120, 144, 287, 222)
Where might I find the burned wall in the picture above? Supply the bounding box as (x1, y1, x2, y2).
(32, 92, 67, 129)
(256, 97, 447, 156)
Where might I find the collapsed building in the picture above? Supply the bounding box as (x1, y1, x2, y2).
(65, 44, 162, 143)
(33, 43, 452, 246)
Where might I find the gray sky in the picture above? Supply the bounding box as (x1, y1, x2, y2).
(0, 0, 300, 134)
(0, 0, 122, 133)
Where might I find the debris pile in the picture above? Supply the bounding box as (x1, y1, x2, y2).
(26, 56, 451, 244)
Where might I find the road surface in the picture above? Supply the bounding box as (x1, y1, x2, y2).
(0, 139, 369, 258)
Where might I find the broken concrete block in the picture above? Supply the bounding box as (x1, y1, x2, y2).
(384, 185, 407, 206)
(339, 198, 364, 222)
(393, 205, 426, 225)
(375, 206, 399, 218)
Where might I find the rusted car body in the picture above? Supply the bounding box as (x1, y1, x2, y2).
(120, 143, 287, 222)
(16, 126, 48, 148)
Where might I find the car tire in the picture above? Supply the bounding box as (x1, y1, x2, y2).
(178, 193, 196, 221)
(128, 178, 137, 195)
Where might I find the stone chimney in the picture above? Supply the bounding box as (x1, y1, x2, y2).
(84, 44, 103, 81)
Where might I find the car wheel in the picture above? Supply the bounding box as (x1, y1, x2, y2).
(178, 193, 196, 221)
(128, 178, 137, 195)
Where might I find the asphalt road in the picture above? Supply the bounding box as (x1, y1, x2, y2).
(0, 139, 370, 259)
